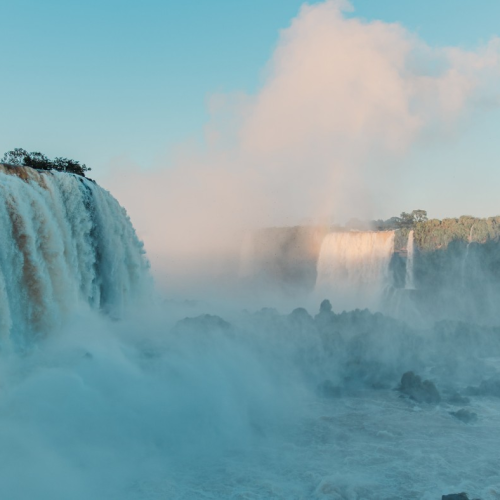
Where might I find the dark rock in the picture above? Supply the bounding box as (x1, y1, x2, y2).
(465, 377, 500, 398)
(442, 494, 469, 500)
(173, 314, 233, 335)
(450, 409, 477, 424)
(398, 371, 441, 404)
(289, 307, 313, 324)
(447, 391, 470, 405)
(319, 299, 332, 314)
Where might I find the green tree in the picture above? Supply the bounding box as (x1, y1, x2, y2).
(412, 209, 428, 223)
(1, 148, 91, 177)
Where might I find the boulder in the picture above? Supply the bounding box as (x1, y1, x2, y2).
(398, 371, 441, 404)
(466, 377, 500, 398)
(449, 409, 477, 424)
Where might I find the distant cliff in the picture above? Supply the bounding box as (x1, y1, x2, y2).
(241, 219, 500, 323)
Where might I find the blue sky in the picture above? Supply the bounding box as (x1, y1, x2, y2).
(1, 1, 500, 219)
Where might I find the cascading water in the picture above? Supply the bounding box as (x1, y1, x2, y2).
(315, 231, 395, 309)
(0, 164, 150, 343)
(462, 223, 475, 287)
(404, 230, 415, 290)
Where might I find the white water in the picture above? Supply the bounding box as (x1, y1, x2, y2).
(405, 230, 416, 290)
(1, 171, 499, 499)
(0, 165, 150, 343)
(315, 231, 395, 310)
(462, 224, 475, 288)
(0, 305, 499, 500)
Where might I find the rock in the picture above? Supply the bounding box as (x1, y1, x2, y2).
(288, 307, 314, 326)
(319, 299, 332, 314)
(465, 377, 500, 398)
(173, 314, 233, 336)
(398, 371, 441, 404)
(447, 391, 470, 405)
(450, 408, 477, 424)
(442, 494, 469, 500)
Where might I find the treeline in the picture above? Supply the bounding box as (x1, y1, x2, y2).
(370, 209, 428, 231)
(414, 216, 500, 252)
(349, 210, 500, 252)
(1, 148, 90, 177)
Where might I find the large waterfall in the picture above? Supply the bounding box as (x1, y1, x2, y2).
(0, 164, 150, 343)
(315, 231, 395, 309)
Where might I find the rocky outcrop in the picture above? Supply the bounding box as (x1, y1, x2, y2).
(398, 371, 441, 404)
(449, 409, 477, 424)
(466, 377, 500, 398)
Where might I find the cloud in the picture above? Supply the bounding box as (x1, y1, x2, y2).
(103, 0, 500, 286)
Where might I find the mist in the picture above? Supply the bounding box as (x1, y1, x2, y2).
(2, 1, 500, 499)
(104, 0, 500, 299)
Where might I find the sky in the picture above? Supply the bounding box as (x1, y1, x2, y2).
(1, 0, 500, 235)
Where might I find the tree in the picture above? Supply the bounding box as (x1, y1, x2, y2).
(396, 210, 428, 229)
(398, 212, 415, 229)
(1, 148, 30, 166)
(53, 157, 89, 177)
(1, 148, 91, 177)
(412, 210, 428, 223)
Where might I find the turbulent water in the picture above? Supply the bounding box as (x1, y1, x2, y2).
(1, 170, 500, 499)
(0, 165, 150, 343)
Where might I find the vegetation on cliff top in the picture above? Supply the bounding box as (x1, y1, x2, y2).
(1, 148, 90, 177)
(414, 215, 500, 251)
(353, 210, 500, 252)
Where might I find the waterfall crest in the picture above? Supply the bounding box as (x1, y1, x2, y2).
(0, 165, 150, 342)
(315, 231, 395, 309)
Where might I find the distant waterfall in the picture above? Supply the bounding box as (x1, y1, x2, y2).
(315, 231, 395, 309)
(405, 230, 415, 290)
(462, 224, 475, 287)
(0, 165, 150, 343)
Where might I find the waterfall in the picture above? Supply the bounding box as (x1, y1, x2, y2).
(315, 231, 395, 309)
(0, 165, 150, 343)
(462, 224, 475, 287)
(405, 230, 415, 290)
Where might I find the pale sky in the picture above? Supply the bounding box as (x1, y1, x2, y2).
(1, 0, 500, 225)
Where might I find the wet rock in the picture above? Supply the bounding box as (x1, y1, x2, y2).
(442, 494, 469, 500)
(288, 307, 315, 328)
(319, 299, 332, 314)
(447, 391, 470, 406)
(450, 408, 477, 424)
(465, 377, 500, 398)
(398, 371, 441, 404)
(173, 314, 233, 335)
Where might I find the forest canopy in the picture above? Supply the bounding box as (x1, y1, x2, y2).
(1, 148, 90, 177)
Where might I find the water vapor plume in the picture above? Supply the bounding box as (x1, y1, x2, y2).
(105, 0, 500, 296)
